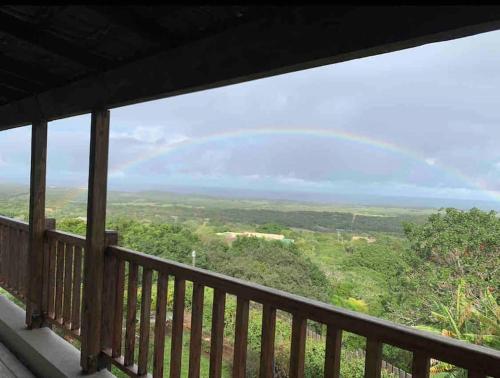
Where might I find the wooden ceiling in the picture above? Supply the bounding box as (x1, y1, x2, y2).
(1, 5, 500, 130)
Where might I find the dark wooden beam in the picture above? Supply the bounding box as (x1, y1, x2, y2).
(0, 10, 112, 70)
(80, 109, 110, 373)
(26, 120, 48, 328)
(0, 53, 64, 85)
(0, 70, 44, 94)
(1, 6, 500, 130)
(88, 6, 171, 44)
(0, 84, 25, 104)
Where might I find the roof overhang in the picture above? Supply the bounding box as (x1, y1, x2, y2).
(1, 6, 500, 131)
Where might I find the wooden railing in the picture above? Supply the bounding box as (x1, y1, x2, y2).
(43, 228, 86, 339)
(103, 245, 500, 378)
(0, 215, 30, 301)
(0, 215, 499, 378)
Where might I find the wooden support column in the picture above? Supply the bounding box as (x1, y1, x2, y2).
(26, 120, 48, 328)
(81, 109, 110, 373)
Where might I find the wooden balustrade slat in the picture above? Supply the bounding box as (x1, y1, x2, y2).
(41, 231, 50, 308)
(0, 225, 3, 282)
(112, 259, 125, 358)
(153, 271, 168, 378)
(102, 254, 117, 352)
(6, 227, 12, 288)
(188, 283, 204, 378)
(2, 225, 7, 286)
(124, 262, 138, 367)
(138, 268, 152, 376)
(18, 230, 23, 294)
(20, 230, 26, 294)
(71, 246, 82, 330)
(365, 338, 383, 378)
(411, 351, 429, 378)
(63, 244, 74, 325)
(19, 230, 25, 295)
(15, 229, 21, 292)
(289, 315, 307, 378)
(233, 297, 249, 378)
(47, 237, 57, 317)
(1, 225, 5, 282)
(19, 229, 25, 292)
(6, 227, 11, 288)
(324, 326, 342, 378)
(11, 228, 17, 291)
(260, 304, 276, 378)
(7, 227, 14, 290)
(0, 225, 5, 283)
(41, 218, 55, 309)
(170, 278, 186, 378)
(4, 226, 10, 288)
(209, 289, 226, 378)
(55, 241, 65, 321)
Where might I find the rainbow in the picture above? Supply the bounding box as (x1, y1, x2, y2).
(108, 126, 500, 202)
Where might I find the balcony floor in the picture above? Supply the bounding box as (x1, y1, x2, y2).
(0, 342, 34, 378)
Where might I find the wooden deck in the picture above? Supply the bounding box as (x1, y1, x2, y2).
(0, 343, 34, 378)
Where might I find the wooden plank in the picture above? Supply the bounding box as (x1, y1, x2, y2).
(259, 304, 276, 378)
(188, 283, 204, 378)
(101, 253, 117, 351)
(365, 338, 383, 378)
(63, 244, 74, 325)
(232, 297, 249, 378)
(289, 315, 307, 378)
(71, 245, 82, 330)
(55, 241, 65, 321)
(411, 351, 429, 378)
(124, 262, 138, 367)
(26, 119, 47, 328)
(5, 227, 11, 288)
(0, 11, 111, 70)
(137, 268, 152, 376)
(0, 225, 3, 282)
(11, 228, 19, 293)
(41, 219, 55, 313)
(170, 278, 185, 378)
(0, 225, 4, 283)
(80, 109, 110, 373)
(112, 259, 125, 358)
(153, 272, 168, 378)
(47, 236, 57, 318)
(324, 326, 342, 378)
(101, 231, 119, 354)
(11, 229, 21, 294)
(209, 289, 226, 378)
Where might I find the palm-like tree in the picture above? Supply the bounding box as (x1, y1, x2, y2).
(414, 281, 499, 376)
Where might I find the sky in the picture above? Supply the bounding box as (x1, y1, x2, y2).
(1, 29, 500, 206)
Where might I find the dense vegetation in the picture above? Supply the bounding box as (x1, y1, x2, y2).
(0, 186, 498, 377)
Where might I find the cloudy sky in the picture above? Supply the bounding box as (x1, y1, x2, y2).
(1, 29, 500, 205)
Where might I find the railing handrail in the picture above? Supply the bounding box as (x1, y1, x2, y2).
(0, 215, 28, 231)
(46, 229, 86, 248)
(107, 244, 500, 376)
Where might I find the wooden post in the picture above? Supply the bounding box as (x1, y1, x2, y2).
(81, 109, 110, 373)
(26, 120, 48, 329)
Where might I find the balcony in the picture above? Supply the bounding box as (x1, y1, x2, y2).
(1, 5, 500, 378)
(0, 214, 498, 377)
